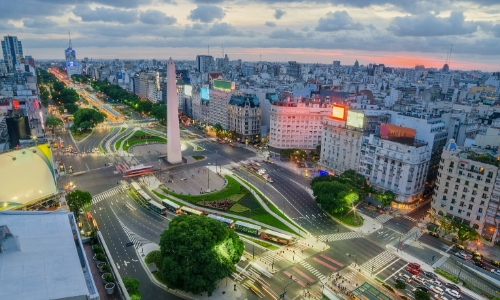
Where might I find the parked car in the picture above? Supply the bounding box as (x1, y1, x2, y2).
(408, 262, 421, 270)
(454, 244, 465, 250)
(475, 261, 487, 269)
(407, 267, 420, 276)
(413, 286, 430, 293)
(434, 295, 450, 300)
(429, 231, 439, 238)
(125, 242, 134, 247)
(429, 280, 442, 287)
(445, 288, 461, 298)
(423, 271, 438, 280)
(455, 252, 471, 260)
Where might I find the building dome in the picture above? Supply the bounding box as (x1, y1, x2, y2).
(445, 139, 457, 152)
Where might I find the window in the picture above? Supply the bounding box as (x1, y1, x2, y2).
(450, 206, 454, 211)
(468, 204, 473, 210)
(474, 183, 478, 188)
(445, 182, 449, 187)
(463, 187, 468, 193)
(472, 190, 477, 195)
(470, 197, 475, 202)
(476, 216, 480, 220)
(484, 187, 489, 192)
(458, 209, 462, 214)
(488, 171, 493, 178)
(486, 179, 491, 183)
(460, 201, 465, 207)
(467, 212, 471, 217)
(478, 208, 483, 213)
(465, 181, 469, 186)
(444, 189, 448, 194)
(480, 201, 485, 206)
(451, 199, 456, 204)
(449, 162, 454, 168)
(455, 185, 459, 190)
(482, 193, 487, 199)
(456, 179, 460, 183)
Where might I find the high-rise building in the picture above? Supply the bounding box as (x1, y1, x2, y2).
(196, 55, 214, 73)
(65, 33, 81, 77)
(2, 35, 23, 72)
(333, 61, 341, 68)
(286, 61, 301, 79)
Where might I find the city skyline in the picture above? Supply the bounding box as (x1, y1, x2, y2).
(2, 0, 499, 70)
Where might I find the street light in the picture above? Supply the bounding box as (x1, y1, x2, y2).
(215, 150, 218, 175)
(280, 279, 298, 299)
(207, 162, 211, 191)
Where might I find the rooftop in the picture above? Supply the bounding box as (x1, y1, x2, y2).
(229, 93, 260, 108)
(0, 211, 95, 300)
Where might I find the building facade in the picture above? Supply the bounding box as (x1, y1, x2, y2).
(227, 94, 261, 144)
(64, 36, 81, 78)
(196, 55, 214, 73)
(208, 90, 231, 128)
(431, 140, 498, 234)
(2, 36, 23, 72)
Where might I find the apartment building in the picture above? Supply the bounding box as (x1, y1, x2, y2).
(431, 139, 498, 234)
(208, 90, 231, 128)
(227, 94, 261, 144)
(269, 98, 331, 153)
(319, 117, 363, 174)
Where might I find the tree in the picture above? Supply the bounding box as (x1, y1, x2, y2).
(395, 281, 406, 289)
(159, 215, 244, 296)
(71, 108, 106, 132)
(123, 277, 141, 300)
(213, 123, 223, 137)
(66, 190, 92, 221)
(137, 101, 152, 114)
(439, 218, 456, 236)
(150, 104, 166, 123)
(312, 181, 353, 213)
(414, 289, 430, 300)
(64, 103, 79, 114)
(376, 190, 395, 206)
(457, 223, 479, 244)
(45, 116, 63, 129)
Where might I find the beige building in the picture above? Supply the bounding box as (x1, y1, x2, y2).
(227, 94, 261, 144)
(319, 117, 363, 174)
(431, 139, 499, 234)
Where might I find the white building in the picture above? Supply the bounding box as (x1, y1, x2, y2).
(269, 98, 331, 153)
(208, 90, 232, 128)
(431, 140, 498, 235)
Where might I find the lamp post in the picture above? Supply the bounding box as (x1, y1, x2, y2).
(207, 162, 211, 191)
(215, 150, 218, 175)
(158, 159, 162, 183)
(280, 279, 298, 299)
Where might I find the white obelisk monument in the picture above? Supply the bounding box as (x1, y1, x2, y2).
(166, 58, 182, 164)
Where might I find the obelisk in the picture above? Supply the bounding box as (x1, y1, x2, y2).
(166, 58, 182, 164)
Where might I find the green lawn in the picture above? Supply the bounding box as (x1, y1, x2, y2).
(121, 130, 167, 151)
(118, 127, 125, 133)
(160, 175, 298, 235)
(98, 144, 104, 153)
(115, 131, 133, 150)
(71, 130, 92, 141)
(331, 209, 364, 227)
(195, 145, 204, 151)
(192, 155, 205, 161)
(240, 236, 279, 250)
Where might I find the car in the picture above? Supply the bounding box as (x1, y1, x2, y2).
(407, 267, 420, 275)
(472, 255, 484, 262)
(445, 283, 461, 293)
(492, 260, 500, 267)
(455, 252, 470, 260)
(429, 231, 439, 237)
(415, 286, 430, 293)
(445, 288, 461, 298)
(412, 275, 425, 284)
(423, 271, 438, 280)
(267, 178, 274, 183)
(491, 269, 500, 276)
(401, 274, 412, 282)
(409, 262, 421, 270)
(454, 244, 465, 250)
(394, 277, 405, 284)
(475, 261, 487, 269)
(431, 286, 444, 295)
(125, 242, 134, 247)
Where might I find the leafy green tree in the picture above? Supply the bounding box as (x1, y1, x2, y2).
(159, 215, 244, 296)
(213, 123, 223, 137)
(312, 181, 353, 213)
(137, 101, 152, 114)
(71, 108, 106, 132)
(64, 103, 79, 114)
(123, 277, 141, 300)
(395, 281, 406, 289)
(150, 104, 166, 123)
(66, 190, 92, 221)
(457, 223, 479, 244)
(439, 218, 456, 236)
(45, 117, 63, 130)
(414, 289, 430, 300)
(376, 190, 395, 206)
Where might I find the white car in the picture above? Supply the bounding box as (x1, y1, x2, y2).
(445, 288, 461, 298)
(401, 274, 412, 283)
(431, 280, 443, 287)
(431, 286, 444, 295)
(412, 275, 425, 284)
(491, 269, 500, 276)
(455, 252, 470, 260)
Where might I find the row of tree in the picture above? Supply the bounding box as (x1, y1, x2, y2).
(437, 217, 480, 244)
(212, 123, 238, 140)
(70, 108, 106, 133)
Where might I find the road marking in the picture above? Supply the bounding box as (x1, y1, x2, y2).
(319, 254, 344, 267)
(292, 266, 317, 283)
(383, 263, 408, 282)
(312, 257, 337, 270)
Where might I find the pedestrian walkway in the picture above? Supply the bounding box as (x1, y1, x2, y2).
(359, 250, 398, 274)
(402, 226, 424, 242)
(117, 218, 151, 249)
(374, 214, 393, 224)
(299, 261, 327, 281)
(115, 161, 130, 173)
(259, 251, 284, 265)
(317, 232, 362, 242)
(404, 215, 418, 222)
(92, 186, 122, 205)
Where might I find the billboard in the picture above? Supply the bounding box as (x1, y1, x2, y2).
(117, 72, 123, 79)
(184, 85, 193, 97)
(380, 123, 416, 144)
(331, 105, 346, 121)
(346, 111, 364, 128)
(200, 87, 210, 100)
(213, 80, 233, 92)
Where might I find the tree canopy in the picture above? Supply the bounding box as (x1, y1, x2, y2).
(159, 215, 244, 296)
(70, 108, 106, 132)
(414, 289, 430, 300)
(457, 223, 479, 244)
(213, 123, 223, 137)
(122, 277, 141, 300)
(66, 190, 92, 221)
(64, 103, 79, 114)
(150, 104, 166, 123)
(45, 116, 63, 128)
(280, 149, 307, 160)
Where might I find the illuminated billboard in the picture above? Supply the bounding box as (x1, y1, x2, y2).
(200, 87, 209, 100)
(346, 111, 364, 128)
(184, 85, 193, 97)
(331, 105, 346, 121)
(380, 123, 416, 144)
(213, 80, 234, 92)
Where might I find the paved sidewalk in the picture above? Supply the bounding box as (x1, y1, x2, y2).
(347, 212, 382, 235)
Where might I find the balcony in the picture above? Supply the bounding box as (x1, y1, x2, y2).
(477, 212, 483, 216)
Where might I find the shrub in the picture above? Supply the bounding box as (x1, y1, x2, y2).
(95, 253, 106, 262)
(395, 281, 406, 289)
(102, 264, 110, 272)
(435, 269, 459, 283)
(105, 274, 114, 283)
(92, 245, 103, 254)
(381, 283, 395, 292)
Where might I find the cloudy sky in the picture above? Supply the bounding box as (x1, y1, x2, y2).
(2, 0, 500, 70)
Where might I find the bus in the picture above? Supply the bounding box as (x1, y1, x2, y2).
(123, 165, 154, 178)
(137, 190, 152, 202)
(262, 229, 296, 245)
(181, 206, 203, 216)
(161, 199, 181, 214)
(130, 182, 142, 193)
(148, 200, 166, 215)
(207, 214, 235, 229)
(235, 221, 262, 236)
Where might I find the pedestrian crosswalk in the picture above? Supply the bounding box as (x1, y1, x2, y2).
(403, 226, 424, 240)
(375, 214, 393, 224)
(404, 215, 418, 222)
(317, 232, 362, 242)
(299, 261, 327, 281)
(117, 218, 151, 249)
(115, 161, 130, 173)
(92, 186, 122, 205)
(359, 250, 398, 274)
(260, 251, 284, 265)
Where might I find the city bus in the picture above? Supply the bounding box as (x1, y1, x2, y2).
(123, 165, 154, 178)
(161, 199, 181, 214)
(148, 200, 166, 215)
(137, 190, 152, 202)
(262, 229, 296, 245)
(207, 214, 235, 229)
(235, 221, 262, 236)
(130, 182, 142, 193)
(180, 206, 203, 216)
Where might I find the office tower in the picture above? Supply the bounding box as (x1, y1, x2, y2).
(2, 35, 23, 72)
(166, 58, 182, 164)
(196, 55, 214, 73)
(333, 61, 341, 68)
(286, 61, 301, 78)
(65, 32, 81, 77)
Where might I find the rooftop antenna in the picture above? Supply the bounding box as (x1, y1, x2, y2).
(68, 30, 72, 49)
(208, 45, 210, 56)
(446, 42, 453, 64)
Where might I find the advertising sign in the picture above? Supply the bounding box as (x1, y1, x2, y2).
(346, 111, 364, 128)
(200, 87, 210, 100)
(331, 105, 346, 121)
(117, 72, 123, 79)
(184, 85, 193, 97)
(380, 123, 416, 144)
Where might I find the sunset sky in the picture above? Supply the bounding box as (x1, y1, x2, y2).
(2, 0, 500, 70)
